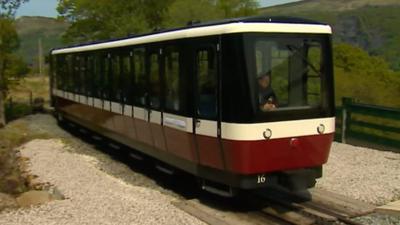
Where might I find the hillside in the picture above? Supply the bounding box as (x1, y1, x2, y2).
(260, 0, 400, 71)
(260, 0, 400, 13)
(15, 16, 69, 67)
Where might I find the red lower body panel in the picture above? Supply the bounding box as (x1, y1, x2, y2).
(222, 134, 334, 175)
(150, 123, 167, 152)
(134, 119, 153, 147)
(164, 126, 197, 162)
(56, 97, 333, 184)
(197, 135, 225, 170)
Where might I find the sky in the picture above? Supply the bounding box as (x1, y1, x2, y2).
(259, 0, 302, 8)
(16, 0, 302, 18)
(16, 0, 58, 18)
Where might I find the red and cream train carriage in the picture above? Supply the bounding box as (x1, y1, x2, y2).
(50, 16, 335, 196)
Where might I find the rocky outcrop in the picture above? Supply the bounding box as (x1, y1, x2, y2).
(16, 188, 64, 207)
(0, 193, 18, 211)
(16, 190, 53, 207)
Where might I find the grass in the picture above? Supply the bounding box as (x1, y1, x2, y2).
(8, 75, 50, 102)
(5, 75, 50, 122)
(0, 75, 51, 195)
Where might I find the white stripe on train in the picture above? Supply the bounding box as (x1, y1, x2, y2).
(55, 90, 334, 141)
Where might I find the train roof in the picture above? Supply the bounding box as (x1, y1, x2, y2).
(52, 16, 332, 55)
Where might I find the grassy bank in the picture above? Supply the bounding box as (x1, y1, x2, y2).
(0, 119, 50, 194)
(1, 75, 50, 195)
(5, 75, 49, 122)
(8, 75, 49, 102)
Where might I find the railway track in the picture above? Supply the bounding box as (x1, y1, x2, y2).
(173, 188, 375, 225)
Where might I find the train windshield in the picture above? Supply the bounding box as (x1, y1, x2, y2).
(243, 33, 333, 121)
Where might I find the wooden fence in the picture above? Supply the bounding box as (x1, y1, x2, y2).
(335, 98, 400, 152)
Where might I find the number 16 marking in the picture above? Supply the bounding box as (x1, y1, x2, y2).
(257, 174, 266, 184)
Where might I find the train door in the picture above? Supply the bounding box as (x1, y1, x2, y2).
(147, 47, 167, 151)
(133, 47, 154, 146)
(193, 40, 225, 170)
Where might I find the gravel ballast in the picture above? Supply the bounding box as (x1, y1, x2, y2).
(0, 139, 205, 225)
(316, 142, 400, 205)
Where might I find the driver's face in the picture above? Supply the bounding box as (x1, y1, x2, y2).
(259, 76, 270, 89)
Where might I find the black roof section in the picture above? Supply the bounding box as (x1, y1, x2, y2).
(52, 16, 327, 51)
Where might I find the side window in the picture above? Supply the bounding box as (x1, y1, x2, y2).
(149, 52, 160, 109)
(73, 55, 80, 93)
(51, 56, 56, 90)
(133, 48, 146, 106)
(165, 47, 180, 112)
(111, 53, 121, 102)
(122, 52, 133, 104)
(86, 55, 94, 96)
(102, 53, 111, 100)
(93, 53, 102, 98)
(196, 48, 217, 119)
(79, 55, 86, 95)
(56, 55, 66, 90)
(66, 54, 73, 92)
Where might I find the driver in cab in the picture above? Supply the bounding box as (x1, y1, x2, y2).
(258, 71, 277, 112)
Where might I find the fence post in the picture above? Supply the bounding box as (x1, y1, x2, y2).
(341, 97, 353, 144)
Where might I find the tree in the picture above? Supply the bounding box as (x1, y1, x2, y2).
(333, 43, 400, 108)
(165, 0, 258, 28)
(0, 0, 27, 127)
(0, 0, 28, 17)
(57, 0, 173, 43)
(57, 0, 259, 44)
(215, 0, 259, 18)
(5, 54, 30, 78)
(165, 0, 220, 28)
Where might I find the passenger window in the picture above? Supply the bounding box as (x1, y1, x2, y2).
(165, 48, 180, 111)
(133, 48, 146, 106)
(65, 55, 73, 92)
(73, 56, 80, 93)
(111, 53, 121, 101)
(93, 54, 102, 98)
(196, 48, 217, 119)
(86, 55, 94, 96)
(149, 52, 160, 109)
(122, 53, 133, 104)
(56, 55, 66, 90)
(102, 53, 111, 100)
(79, 56, 86, 95)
